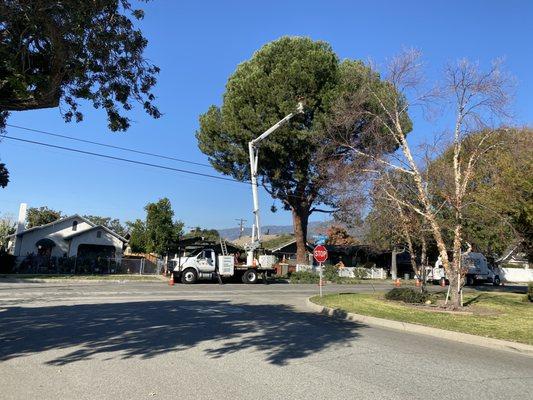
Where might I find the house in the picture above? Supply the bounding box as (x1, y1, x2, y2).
(6, 214, 128, 262)
(496, 243, 530, 268)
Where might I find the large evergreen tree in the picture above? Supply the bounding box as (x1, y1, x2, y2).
(197, 37, 407, 263)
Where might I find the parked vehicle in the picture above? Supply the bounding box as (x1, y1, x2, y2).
(426, 252, 501, 286)
(169, 248, 276, 284)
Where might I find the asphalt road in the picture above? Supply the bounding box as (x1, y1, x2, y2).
(0, 280, 531, 400)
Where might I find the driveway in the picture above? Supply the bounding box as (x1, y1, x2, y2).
(0, 281, 531, 399)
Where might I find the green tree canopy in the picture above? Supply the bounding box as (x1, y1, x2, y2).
(144, 198, 184, 255)
(0, 0, 160, 187)
(184, 227, 220, 242)
(197, 37, 407, 263)
(84, 215, 127, 237)
(428, 128, 532, 258)
(126, 218, 147, 254)
(0, 0, 160, 131)
(0, 163, 8, 188)
(26, 206, 62, 228)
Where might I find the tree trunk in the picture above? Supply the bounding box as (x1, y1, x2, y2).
(291, 207, 309, 265)
(450, 222, 463, 308)
(391, 248, 398, 280)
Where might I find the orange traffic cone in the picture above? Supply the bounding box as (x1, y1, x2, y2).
(394, 278, 401, 287)
(440, 277, 446, 287)
(169, 274, 175, 286)
(415, 278, 421, 287)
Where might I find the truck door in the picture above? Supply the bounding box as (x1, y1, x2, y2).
(197, 249, 216, 273)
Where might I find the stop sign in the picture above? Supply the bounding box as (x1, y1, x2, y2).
(313, 245, 328, 263)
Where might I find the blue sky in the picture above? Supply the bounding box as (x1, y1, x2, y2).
(1, 0, 532, 230)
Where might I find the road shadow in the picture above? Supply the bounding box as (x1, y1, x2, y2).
(0, 299, 362, 366)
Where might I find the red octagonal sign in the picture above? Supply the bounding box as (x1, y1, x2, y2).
(313, 245, 328, 263)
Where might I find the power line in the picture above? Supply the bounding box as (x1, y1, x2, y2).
(3, 135, 247, 185)
(6, 123, 212, 168)
(2, 130, 316, 203)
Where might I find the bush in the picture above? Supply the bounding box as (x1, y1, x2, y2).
(528, 283, 533, 302)
(323, 264, 339, 282)
(0, 251, 16, 273)
(385, 287, 430, 304)
(289, 270, 319, 284)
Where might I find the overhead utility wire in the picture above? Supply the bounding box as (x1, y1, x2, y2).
(3, 135, 246, 185)
(3, 130, 315, 202)
(6, 123, 212, 168)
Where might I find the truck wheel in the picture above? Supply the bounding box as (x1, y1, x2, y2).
(243, 269, 258, 284)
(466, 275, 475, 286)
(181, 268, 198, 284)
(493, 276, 501, 286)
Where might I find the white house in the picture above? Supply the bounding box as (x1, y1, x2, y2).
(6, 214, 128, 261)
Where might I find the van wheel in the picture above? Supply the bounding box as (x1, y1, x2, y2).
(493, 276, 501, 286)
(181, 268, 198, 284)
(243, 269, 258, 284)
(466, 275, 475, 286)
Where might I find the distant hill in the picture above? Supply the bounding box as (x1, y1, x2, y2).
(217, 221, 326, 241)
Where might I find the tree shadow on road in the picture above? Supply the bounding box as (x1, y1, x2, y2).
(0, 300, 362, 366)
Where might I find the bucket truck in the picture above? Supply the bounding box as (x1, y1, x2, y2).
(171, 102, 304, 284)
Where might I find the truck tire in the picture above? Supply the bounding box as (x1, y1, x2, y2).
(242, 269, 258, 284)
(181, 268, 198, 284)
(466, 275, 475, 286)
(493, 275, 501, 286)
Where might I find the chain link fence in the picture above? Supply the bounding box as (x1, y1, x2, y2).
(12, 254, 164, 275)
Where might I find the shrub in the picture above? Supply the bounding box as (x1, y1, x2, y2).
(0, 251, 16, 273)
(352, 267, 369, 280)
(323, 264, 339, 282)
(289, 270, 319, 284)
(528, 283, 533, 302)
(385, 287, 430, 304)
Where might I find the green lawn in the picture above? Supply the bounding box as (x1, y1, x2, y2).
(311, 292, 533, 345)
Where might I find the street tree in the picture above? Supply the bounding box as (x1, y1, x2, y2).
(126, 219, 147, 253)
(429, 127, 532, 259)
(144, 198, 184, 256)
(339, 51, 512, 308)
(26, 206, 62, 228)
(197, 37, 407, 263)
(0, 0, 160, 186)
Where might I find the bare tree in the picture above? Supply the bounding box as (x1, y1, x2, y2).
(330, 50, 512, 308)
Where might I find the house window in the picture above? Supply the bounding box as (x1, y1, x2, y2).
(72, 221, 78, 231)
(97, 230, 102, 238)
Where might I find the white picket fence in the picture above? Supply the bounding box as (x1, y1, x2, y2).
(496, 267, 532, 283)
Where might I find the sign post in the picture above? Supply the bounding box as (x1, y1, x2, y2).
(313, 245, 328, 297)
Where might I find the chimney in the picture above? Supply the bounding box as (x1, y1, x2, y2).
(13, 203, 27, 256)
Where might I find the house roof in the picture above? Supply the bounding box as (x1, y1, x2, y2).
(6, 214, 95, 238)
(62, 225, 128, 243)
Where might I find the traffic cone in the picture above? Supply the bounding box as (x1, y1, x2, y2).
(394, 278, 401, 287)
(415, 278, 421, 287)
(440, 277, 446, 287)
(169, 274, 174, 286)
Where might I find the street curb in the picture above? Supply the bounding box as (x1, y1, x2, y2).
(306, 297, 533, 357)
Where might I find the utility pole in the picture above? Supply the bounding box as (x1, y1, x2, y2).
(235, 218, 246, 238)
